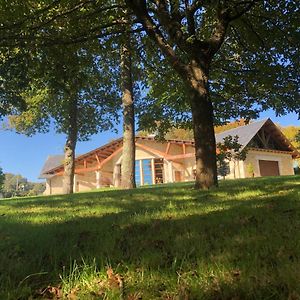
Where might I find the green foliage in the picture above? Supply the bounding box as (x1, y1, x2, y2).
(216, 135, 247, 178)
(2, 173, 45, 198)
(0, 177, 299, 299)
(246, 163, 255, 178)
(280, 125, 300, 167)
(296, 131, 300, 143)
(1, 2, 298, 138)
(0, 1, 123, 137)
(217, 159, 230, 178)
(8, 43, 120, 141)
(131, 1, 300, 133)
(0, 49, 29, 119)
(214, 119, 249, 134)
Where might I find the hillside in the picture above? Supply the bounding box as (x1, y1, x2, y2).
(0, 176, 300, 299)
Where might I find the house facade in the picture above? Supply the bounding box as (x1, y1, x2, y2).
(40, 119, 299, 195)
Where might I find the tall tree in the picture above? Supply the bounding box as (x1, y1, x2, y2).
(120, 13, 136, 189)
(11, 44, 119, 194)
(124, 0, 299, 189)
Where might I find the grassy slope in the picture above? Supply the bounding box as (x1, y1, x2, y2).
(0, 176, 300, 299)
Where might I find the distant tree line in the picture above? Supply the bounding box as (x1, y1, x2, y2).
(0, 171, 45, 198)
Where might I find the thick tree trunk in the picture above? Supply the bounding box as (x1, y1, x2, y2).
(63, 98, 78, 194)
(188, 64, 218, 189)
(120, 31, 136, 189)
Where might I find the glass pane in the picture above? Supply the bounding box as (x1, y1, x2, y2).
(135, 160, 141, 185)
(142, 159, 153, 185)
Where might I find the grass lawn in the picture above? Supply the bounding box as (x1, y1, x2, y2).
(0, 176, 300, 299)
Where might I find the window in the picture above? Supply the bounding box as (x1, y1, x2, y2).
(135, 160, 141, 186)
(142, 159, 152, 185)
(135, 159, 164, 186)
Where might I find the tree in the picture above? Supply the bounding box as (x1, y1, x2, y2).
(120, 13, 136, 189)
(1, 173, 45, 198)
(0, 2, 141, 192)
(217, 135, 247, 179)
(10, 44, 119, 194)
(214, 119, 250, 134)
(280, 125, 300, 168)
(125, 1, 299, 189)
(217, 159, 230, 179)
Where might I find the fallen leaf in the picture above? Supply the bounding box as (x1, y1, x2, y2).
(107, 267, 124, 290)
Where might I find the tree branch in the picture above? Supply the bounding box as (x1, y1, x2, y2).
(229, 0, 260, 21)
(125, 0, 189, 78)
(184, 0, 196, 35)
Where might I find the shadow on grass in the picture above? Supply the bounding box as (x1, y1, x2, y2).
(0, 175, 299, 299)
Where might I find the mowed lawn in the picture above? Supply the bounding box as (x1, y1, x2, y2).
(0, 176, 300, 299)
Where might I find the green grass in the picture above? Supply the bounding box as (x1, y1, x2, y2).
(0, 176, 300, 299)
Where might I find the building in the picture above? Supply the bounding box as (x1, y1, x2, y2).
(40, 119, 299, 195)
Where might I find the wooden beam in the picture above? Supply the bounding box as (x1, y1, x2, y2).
(136, 142, 169, 158)
(168, 153, 195, 161)
(165, 142, 171, 154)
(182, 143, 186, 154)
(100, 150, 114, 155)
(247, 147, 296, 156)
(256, 131, 267, 148)
(56, 147, 123, 175)
(84, 159, 87, 168)
(98, 146, 123, 169)
(95, 154, 101, 166)
(72, 165, 102, 174)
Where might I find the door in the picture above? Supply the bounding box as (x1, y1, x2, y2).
(259, 160, 280, 176)
(174, 171, 182, 182)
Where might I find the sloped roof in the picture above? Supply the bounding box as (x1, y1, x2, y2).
(40, 118, 299, 177)
(39, 155, 64, 178)
(216, 118, 299, 157)
(41, 138, 124, 176)
(216, 119, 268, 149)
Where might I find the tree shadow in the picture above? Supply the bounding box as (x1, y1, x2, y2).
(0, 176, 299, 299)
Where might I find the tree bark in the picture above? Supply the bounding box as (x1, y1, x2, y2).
(190, 88, 218, 189)
(124, 1, 221, 189)
(120, 30, 136, 189)
(188, 61, 218, 189)
(63, 98, 78, 194)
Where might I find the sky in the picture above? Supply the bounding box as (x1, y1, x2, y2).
(0, 109, 299, 182)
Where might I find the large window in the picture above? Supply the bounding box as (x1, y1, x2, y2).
(135, 159, 164, 186)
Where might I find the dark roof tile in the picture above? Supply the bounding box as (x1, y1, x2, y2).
(39, 155, 64, 178)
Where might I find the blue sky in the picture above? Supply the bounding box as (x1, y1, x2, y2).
(0, 109, 299, 182)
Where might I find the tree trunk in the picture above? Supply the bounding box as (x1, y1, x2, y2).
(189, 66, 218, 189)
(63, 98, 78, 194)
(120, 30, 136, 189)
